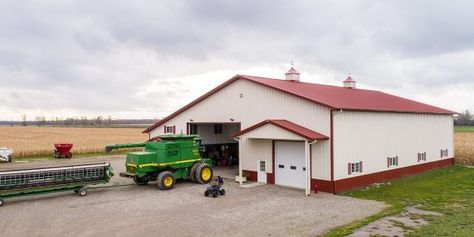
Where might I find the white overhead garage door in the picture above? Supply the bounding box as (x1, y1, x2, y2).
(275, 141, 306, 189)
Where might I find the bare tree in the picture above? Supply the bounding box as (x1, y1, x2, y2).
(21, 114, 27, 126)
(35, 116, 46, 127)
(95, 116, 103, 126)
(455, 110, 474, 126)
(106, 116, 113, 126)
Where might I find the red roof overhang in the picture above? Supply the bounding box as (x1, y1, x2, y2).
(232, 119, 329, 141)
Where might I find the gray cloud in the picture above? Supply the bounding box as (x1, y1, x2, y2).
(0, 0, 473, 120)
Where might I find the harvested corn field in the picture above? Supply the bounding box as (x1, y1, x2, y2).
(455, 132, 474, 165)
(0, 127, 148, 158)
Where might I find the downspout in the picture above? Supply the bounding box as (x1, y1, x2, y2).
(330, 109, 335, 194)
(306, 140, 317, 196)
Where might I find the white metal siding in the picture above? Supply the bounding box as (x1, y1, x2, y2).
(311, 140, 331, 180)
(240, 138, 273, 173)
(333, 111, 454, 180)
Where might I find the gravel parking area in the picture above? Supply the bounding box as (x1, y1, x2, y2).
(0, 156, 385, 237)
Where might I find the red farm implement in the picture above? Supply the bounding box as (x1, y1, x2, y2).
(54, 144, 73, 159)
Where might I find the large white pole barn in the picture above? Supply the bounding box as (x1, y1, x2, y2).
(144, 68, 455, 194)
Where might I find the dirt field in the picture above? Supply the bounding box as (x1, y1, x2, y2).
(0, 156, 384, 237)
(0, 127, 148, 158)
(454, 132, 474, 165)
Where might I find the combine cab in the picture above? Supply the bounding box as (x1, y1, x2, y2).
(106, 135, 213, 190)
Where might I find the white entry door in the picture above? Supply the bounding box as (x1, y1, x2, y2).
(275, 141, 305, 189)
(257, 160, 267, 183)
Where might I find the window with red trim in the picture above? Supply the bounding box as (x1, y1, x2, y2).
(348, 161, 362, 175)
(387, 156, 398, 167)
(440, 149, 448, 158)
(164, 125, 175, 134)
(417, 152, 426, 162)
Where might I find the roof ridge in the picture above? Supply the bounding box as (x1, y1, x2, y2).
(238, 74, 383, 93)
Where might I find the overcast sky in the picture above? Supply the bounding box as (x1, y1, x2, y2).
(0, 0, 473, 121)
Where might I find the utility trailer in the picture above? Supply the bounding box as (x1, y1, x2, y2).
(0, 162, 113, 206)
(0, 148, 13, 162)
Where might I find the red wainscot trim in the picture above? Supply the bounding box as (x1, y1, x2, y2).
(333, 158, 455, 193)
(267, 173, 275, 184)
(311, 179, 334, 193)
(243, 170, 257, 182)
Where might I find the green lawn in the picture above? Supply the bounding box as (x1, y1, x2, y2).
(455, 126, 474, 132)
(322, 165, 474, 236)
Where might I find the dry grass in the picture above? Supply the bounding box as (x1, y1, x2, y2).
(455, 132, 474, 165)
(0, 126, 148, 158)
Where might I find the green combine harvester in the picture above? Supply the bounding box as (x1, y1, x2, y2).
(106, 135, 213, 190)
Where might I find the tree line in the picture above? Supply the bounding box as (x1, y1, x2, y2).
(454, 110, 474, 126)
(0, 115, 157, 127)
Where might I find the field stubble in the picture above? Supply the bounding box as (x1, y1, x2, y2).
(454, 132, 474, 165)
(0, 126, 148, 158)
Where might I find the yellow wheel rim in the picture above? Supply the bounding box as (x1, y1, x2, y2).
(202, 167, 211, 181)
(164, 177, 173, 187)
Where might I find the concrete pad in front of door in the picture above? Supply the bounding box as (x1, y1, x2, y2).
(239, 181, 267, 188)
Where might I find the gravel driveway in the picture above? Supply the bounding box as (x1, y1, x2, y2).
(0, 156, 384, 237)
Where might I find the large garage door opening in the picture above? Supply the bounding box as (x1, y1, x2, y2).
(187, 123, 240, 175)
(275, 141, 306, 189)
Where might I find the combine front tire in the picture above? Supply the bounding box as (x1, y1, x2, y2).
(189, 162, 201, 183)
(6, 155, 12, 162)
(133, 176, 149, 185)
(157, 171, 176, 190)
(195, 163, 213, 184)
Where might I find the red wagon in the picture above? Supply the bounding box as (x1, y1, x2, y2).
(54, 144, 73, 158)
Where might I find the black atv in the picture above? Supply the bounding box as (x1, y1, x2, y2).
(204, 176, 225, 198)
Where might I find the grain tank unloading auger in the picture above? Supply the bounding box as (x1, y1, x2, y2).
(105, 135, 213, 190)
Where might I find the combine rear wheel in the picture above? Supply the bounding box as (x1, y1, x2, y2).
(157, 171, 176, 190)
(0, 199, 4, 207)
(189, 162, 201, 183)
(133, 176, 149, 185)
(195, 163, 213, 184)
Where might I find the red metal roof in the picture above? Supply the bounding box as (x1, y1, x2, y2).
(144, 74, 455, 133)
(232, 119, 329, 140)
(239, 75, 455, 115)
